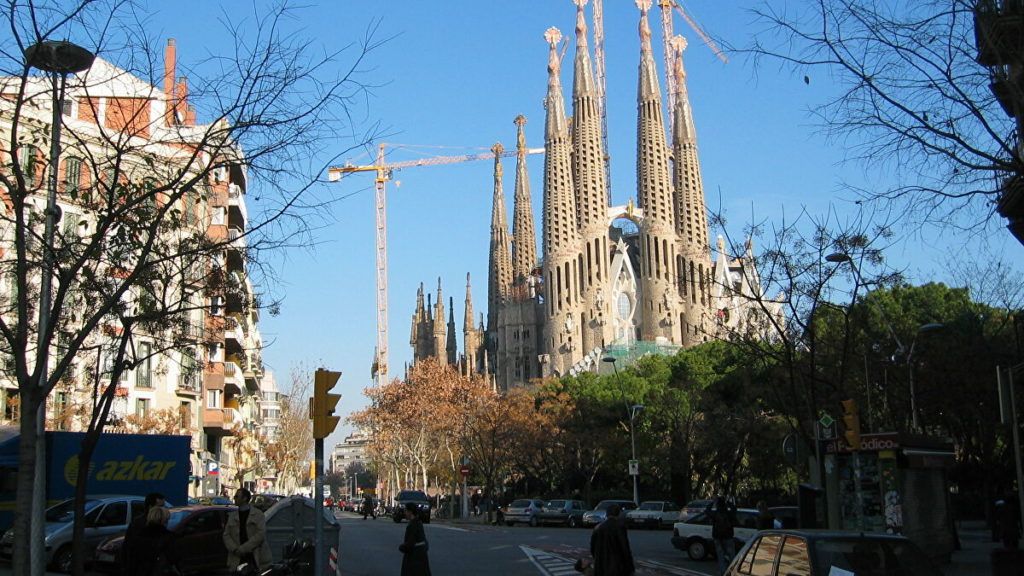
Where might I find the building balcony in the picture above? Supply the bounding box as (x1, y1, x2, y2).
(974, 0, 1024, 66)
(998, 173, 1024, 243)
(176, 377, 201, 397)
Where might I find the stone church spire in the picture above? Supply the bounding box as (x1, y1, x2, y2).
(487, 142, 513, 333)
(446, 296, 458, 365)
(635, 0, 679, 342)
(433, 278, 447, 362)
(670, 35, 711, 343)
(541, 26, 583, 376)
(511, 115, 538, 295)
(463, 273, 485, 375)
(571, 0, 612, 354)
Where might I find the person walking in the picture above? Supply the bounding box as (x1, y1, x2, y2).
(223, 488, 273, 572)
(706, 496, 738, 574)
(362, 493, 377, 519)
(471, 489, 482, 516)
(398, 502, 432, 576)
(122, 492, 166, 576)
(589, 503, 635, 576)
(129, 506, 178, 576)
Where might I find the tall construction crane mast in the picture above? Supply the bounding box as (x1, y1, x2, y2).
(659, 0, 728, 128)
(328, 144, 544, 386)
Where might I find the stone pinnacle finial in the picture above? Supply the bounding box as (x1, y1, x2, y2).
(515, 115, 528, 154)
(575, 0, 588, 41)
(545, 27, 562, 74)
(492, 142, 504, 156)
(635, 0, 652, 12)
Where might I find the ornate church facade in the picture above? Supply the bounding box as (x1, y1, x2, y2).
(410, 3, 780, 390)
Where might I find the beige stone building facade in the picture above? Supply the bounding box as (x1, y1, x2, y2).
(0, 40, 276, 497)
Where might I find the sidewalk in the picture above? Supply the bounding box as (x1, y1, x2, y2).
(944, 520, 1007, 576)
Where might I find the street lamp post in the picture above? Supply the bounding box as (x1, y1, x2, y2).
(905, 323, 944, 433)
(602, 357, 645, 505)
(825, 253, 944, 433)
(23, 40, 94, 576)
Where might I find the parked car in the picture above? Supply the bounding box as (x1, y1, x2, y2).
(92, 505, 234, 574)
(195, 496, 232, 506)
(0, 494, 148, 572)
(392, 490, 430, 523)
(537, 499, 588, 527)
(670, 507, 760, 561)
(626, 501, 680, 529)
(768, 506, 799, 529)
(678, 499, 713, 522)
(504, 498, 547, 527)
(581, 500, 638, 528)
(723, 529, 943, 576)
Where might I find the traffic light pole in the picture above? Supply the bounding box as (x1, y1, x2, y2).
(314, 439, 324, 576)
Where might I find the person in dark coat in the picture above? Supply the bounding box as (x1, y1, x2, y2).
(707, 496, 738, 575)
(755, 500, 776, 530)
(398, 502, 431, 576)
(130, 506, 178, 576)
(589, 503, 635, 576)
(122, 492, 166, 576)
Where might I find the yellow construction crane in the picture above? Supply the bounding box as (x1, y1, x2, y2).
(327, 143, 544, 385)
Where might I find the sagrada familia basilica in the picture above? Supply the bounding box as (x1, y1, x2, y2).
(410, 1, 781, 390)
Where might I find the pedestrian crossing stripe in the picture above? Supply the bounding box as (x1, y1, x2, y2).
(518, 545, 579, 576)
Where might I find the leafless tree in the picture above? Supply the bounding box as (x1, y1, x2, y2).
(739, 0, 1013, 235)
(0, 2, 383, 574)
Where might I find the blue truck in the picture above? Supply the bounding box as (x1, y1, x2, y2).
(0, 431, 190, 533)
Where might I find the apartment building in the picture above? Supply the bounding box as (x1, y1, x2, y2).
(0, 39, 268, 498)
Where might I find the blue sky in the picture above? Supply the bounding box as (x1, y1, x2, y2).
(145, 1, 1020, 447)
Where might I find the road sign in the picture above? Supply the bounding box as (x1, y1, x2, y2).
(460, 465, 471, 477)
(628, 459, 639, 476)
(818, 413, 834, 428)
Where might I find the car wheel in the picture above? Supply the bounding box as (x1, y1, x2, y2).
(568, 516, 579, 528)
(52, 545, 73, 573)
(529, 515, 538, 527)
(687, 539, 709, 561)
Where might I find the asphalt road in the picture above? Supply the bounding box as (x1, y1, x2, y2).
(336, 512, 715, 576)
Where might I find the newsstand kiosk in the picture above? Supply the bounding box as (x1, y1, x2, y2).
(824, 432, 957, 562)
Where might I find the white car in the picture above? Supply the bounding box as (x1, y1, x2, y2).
(625, 501, 679, 529)
(670, 507, 759, 561)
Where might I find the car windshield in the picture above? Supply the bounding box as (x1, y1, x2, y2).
(639, 502, 659, 510)
(45, 499, 101, 523)
(812, 537, 941, 576)
(510, 499, 533, 508)
(595, 501, 624, 510)
(398, 491, 427, 500)
(548, 500, 565, 507)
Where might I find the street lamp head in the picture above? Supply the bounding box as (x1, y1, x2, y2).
(602, 356, 616, 364)
(632, 404, 645, 412)
(24, 41, 95, 74)
(825, 252, 852, 263)
(918, 322, 944, 333)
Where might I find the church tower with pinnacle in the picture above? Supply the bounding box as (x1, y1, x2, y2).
(411, 0, 779, 388)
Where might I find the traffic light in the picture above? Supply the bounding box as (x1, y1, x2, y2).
(842, 399, 861, 450)
(310, 369, 342, 439)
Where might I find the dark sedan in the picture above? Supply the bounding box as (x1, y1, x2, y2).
(92, 505, 234, 575)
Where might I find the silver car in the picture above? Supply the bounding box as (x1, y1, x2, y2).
(581, 499, 637, 527)
(503, 498, 546, 526)
(0, 494, 146, 572)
